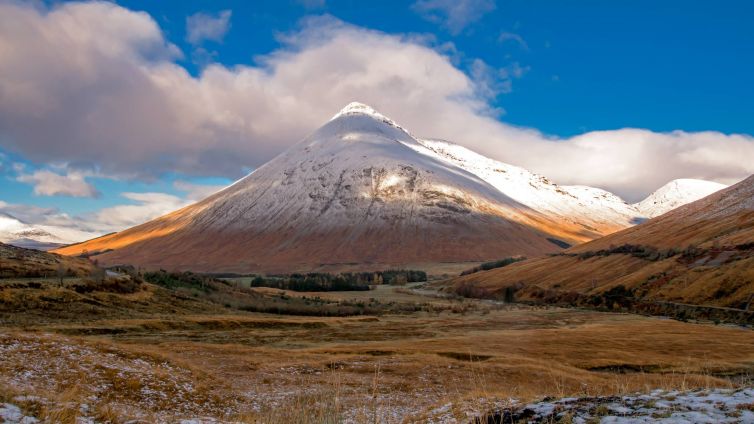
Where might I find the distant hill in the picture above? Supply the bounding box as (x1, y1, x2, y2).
(0, 211, 95, 251)
(0, 242, 97, 278)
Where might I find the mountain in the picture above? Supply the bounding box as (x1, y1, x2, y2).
(52, 103, 727, 273)
(55, 103, 577, 272)
(0, 212, 68, 251)
(634, 179, 727, 218)
(449, 175, 754, 309)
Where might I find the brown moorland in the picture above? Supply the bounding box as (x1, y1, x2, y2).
(1, 276, 753, 422)
(0, 242, 97, 278)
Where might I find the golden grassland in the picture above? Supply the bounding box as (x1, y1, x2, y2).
(447, 248, 754, 310)
(1, 280, 753, 422)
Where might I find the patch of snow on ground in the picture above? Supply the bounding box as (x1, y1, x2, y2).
(480, 388, 754, 423)
(0, 403, 38, 424)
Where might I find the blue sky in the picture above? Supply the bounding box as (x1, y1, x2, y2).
(1, 0, 753, 239)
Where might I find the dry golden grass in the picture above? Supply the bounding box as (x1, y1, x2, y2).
(0, 242, 96, 278)
(1, 279, 753, 422)
(447, 247, 754, 310)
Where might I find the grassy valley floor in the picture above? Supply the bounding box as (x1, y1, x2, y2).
(1, 282, 753, 422)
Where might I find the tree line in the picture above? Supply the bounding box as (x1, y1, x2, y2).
(248, 270, 427, 292)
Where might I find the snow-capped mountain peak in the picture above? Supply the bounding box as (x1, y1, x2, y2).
(331, 101, 385, 120)
(0, 211, 99, 251)
(328, 102, 410, 135)
(633, 178, 728, 218)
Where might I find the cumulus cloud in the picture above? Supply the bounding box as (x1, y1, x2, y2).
(16, 169, 100, 197)
(0, 1, 753, 202)
(411, 0, 496, 34)
(186, 10, 232, 45)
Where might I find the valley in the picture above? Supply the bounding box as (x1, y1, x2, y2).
(1, 103, 751, 423)
(2, 2, 753, 422)
(1, 278, 753, 422)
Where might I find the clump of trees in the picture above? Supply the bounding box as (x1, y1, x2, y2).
(379, 270, 427, 285)
(142, 270, 228, 292)
(459, 257, 525, 276)
(577, 244, 679, 261)
(588, 284, 635, 310)
(248, 270, 427, 292)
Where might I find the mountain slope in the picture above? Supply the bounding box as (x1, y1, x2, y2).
(55, 103, 582, 272)
(449, 175, 754, 309)
(414, 139, 642, 240)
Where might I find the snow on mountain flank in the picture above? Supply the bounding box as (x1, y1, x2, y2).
(52, 103, 587, 271)
(633, 178, 728, 218)
(412, 139, 643, 237)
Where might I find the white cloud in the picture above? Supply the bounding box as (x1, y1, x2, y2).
(2, 191, 191, 239)
(498, 32, 529, 51)
(17, 169, 100, 198)
(0, 201, 59, 226)
(174, 180, 227, 201)
(0, 201, 99, 242)
(186, 10, 232, 45)
(469, 59, 528, 98)
(0, 2, 753, 202)
(190, 46, 219, 67)
(89, 192, 189, 231)
(0, 180, 229, 242)
(412, 0, 496, 34)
